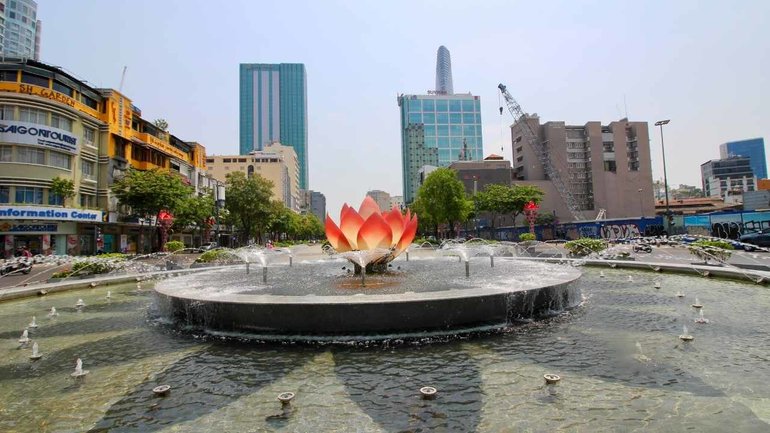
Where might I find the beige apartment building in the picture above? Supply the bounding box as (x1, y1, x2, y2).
(366, 190, 392, 211)
(206, 142, 300, 212)
(511, 116, 654, 221)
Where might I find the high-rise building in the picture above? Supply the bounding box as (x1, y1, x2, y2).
(510, 117, 654, 221)
(719, 138, 766, 179)
(435, 45, 453, 95)
(1, 0, 40, 60)
(701, 156, 756, 199)
(398, 46, 482, 204)
(239, 63, 308, 189)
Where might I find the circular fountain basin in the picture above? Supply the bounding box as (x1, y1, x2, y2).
(154, 256, 581, 339)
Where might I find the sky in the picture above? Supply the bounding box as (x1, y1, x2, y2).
(41, 0, 770, 216)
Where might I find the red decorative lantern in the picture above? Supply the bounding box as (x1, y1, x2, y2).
(523, 201, 540, 236)
(157, 210, 174, 251)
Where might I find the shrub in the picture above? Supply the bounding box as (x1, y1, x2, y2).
(518, 233, 536, 242)
(195, 248, 231, 263)
(688, 239, 733, 262)
(165, 240, 185, 252)
(564, 238, 608, 257)
(51, 270, 72, 279)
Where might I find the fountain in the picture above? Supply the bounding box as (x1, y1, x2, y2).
(18, 328, 30, 344)
(29, 341, 42, 360)
(679, 325, 694, 341)
(695, 309, 710, 324)
(48, 306, 58, 317)
(692, 298, 703, 309)
(71, 358, 89, 378)
(75, 298, 86, 308)
(106, 291, 111, 299)
(28, 316, 38, 328)
(154, 198, 582, 339)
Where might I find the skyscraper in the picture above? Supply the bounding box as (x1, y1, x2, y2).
(1, 0, 41, 60)
(435, 45, 453, 95)
(240, 63, 309, 189)
(719, 138, 766, 179)
(398, 46, 482, 203)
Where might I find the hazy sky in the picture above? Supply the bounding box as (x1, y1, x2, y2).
(41, 0, 769, 215)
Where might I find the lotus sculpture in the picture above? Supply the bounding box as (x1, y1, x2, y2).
(325, 196, 418, 271)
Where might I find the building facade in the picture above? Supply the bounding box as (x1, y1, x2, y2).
(1, 0, 40, 60)
(239, 63, 308, 189)
(398, 94, 483, 203)
(510, 117, 654, 221)
(206, 142, 300, 212)
(701, 156, 756, 199)
(0, 58, 211, 257)
(366, 190, 391, 211)
(435, 45, 453, 95)
(719, 137, 766, 180)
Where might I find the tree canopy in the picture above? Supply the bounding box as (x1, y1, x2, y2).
(414, 168, 472, 238)
(224, 171, 274, 244)
(474, 184, 517, 229)
(50, 176, 76, 206)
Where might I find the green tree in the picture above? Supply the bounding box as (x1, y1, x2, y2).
(267, 200, 293, 241)
(225, 171, 274, 245)
(50, 176, 76, 206)
(414, 168, 472, 239)
(473, 184, 517, 230)
(153, 118, 169, 132)
(173, 190, 216, 246)
(111, 168, 192, 252)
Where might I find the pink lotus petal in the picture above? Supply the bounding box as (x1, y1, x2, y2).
(340, 203, 350, 223)
(358, 196, 382, 221)
(340, 206, 364, 250)
(384, 208, 405, 248)
(325, 215, 352, 252)
(394, 214, 418, 257)
(357, 213, 393, 251)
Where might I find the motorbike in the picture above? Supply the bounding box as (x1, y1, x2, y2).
(0, 257, 33, 275)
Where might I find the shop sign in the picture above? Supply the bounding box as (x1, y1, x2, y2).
(0, 120, 78, 153)
(0, 206, 102, 222)
(0, 222, 57, 233)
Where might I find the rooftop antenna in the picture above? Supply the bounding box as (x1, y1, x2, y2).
(119, 66, 127, 93)
(623, 94, 629, 119)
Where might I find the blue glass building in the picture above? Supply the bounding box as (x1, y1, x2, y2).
(398, 94, 483, 203)
(720, 138, 766, 179)
(240, 63, 308, 189)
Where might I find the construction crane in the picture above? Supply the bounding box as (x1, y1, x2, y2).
(497, 83, 586, 221)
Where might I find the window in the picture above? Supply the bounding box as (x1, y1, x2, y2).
(81, 159, 95, 178)
(17, 147, 45, 164)
(15, 186, 43, 204)
(83, 126, 95, 145)
(436, 113, 448, 124)
(80, 194, 95, 208)
(462, 100, 475, 112)
(0, 145, 11, 161)
(48, 191, 63, 206)
(49, 151, 71, 169)
(449, 100, 462, 112)
(408, 113, 421, 123)
(422, 99, 435, 111)
(423, 113, 435, 123)
(0, 186, 10, 203)
(80, 94, 98, 110)
(20, 72, 49, 88)
(0, 105, 14, 120)
(50, 114, 72, 131)
(0, 71, 17, 82)
(435, 99, 448, 112)
(19, 106, 47, 125)
(52, 81, 74, 97)
(449, 113, 462, 124)
(462, 113, 475, 124)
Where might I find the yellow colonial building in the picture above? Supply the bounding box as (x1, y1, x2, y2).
(0, 58, 212, 256)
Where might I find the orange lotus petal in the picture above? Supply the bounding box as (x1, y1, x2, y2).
(340, 203, 350, 223)
(394, 214, 418, 257)
(325, 214, 352, 252)
(384, 208, 405, 248)
(357, 213, 393, 251)
(358, 196, 382, 221)
(340, 206, 364, 249)
(404, 209, 412, 227)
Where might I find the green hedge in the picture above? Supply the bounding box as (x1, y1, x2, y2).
(518, 233, 536, 242)
(195, 249, 231, 263)
(689, 239, 733, 262)
(165, 240, 185, 252)
(564, 238, 608, 257)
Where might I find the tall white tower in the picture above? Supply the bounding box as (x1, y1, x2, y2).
(435, 45, 453, 95)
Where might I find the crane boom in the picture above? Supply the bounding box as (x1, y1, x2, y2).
(498, 83, 585, 221)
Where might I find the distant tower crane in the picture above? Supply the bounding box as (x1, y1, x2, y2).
(498, 83, 586, 221)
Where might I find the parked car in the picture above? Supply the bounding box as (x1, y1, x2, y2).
(0, 257, 33, 275)
(738, 230, 770, 251)
(196, 242, 219, 253)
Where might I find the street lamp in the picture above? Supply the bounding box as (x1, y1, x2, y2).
(655, 119, 671, 227)
(638, 188, 644, 218)
(214, 183, 226, 246)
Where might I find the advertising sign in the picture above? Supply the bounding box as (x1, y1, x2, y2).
(0, 120, 78, 153)
(0, 206, 102, 222)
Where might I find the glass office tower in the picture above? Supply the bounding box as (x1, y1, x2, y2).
(398, 93, 483, 203)
(719, 138, 767, 180)
(240, 63, 308, 189)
